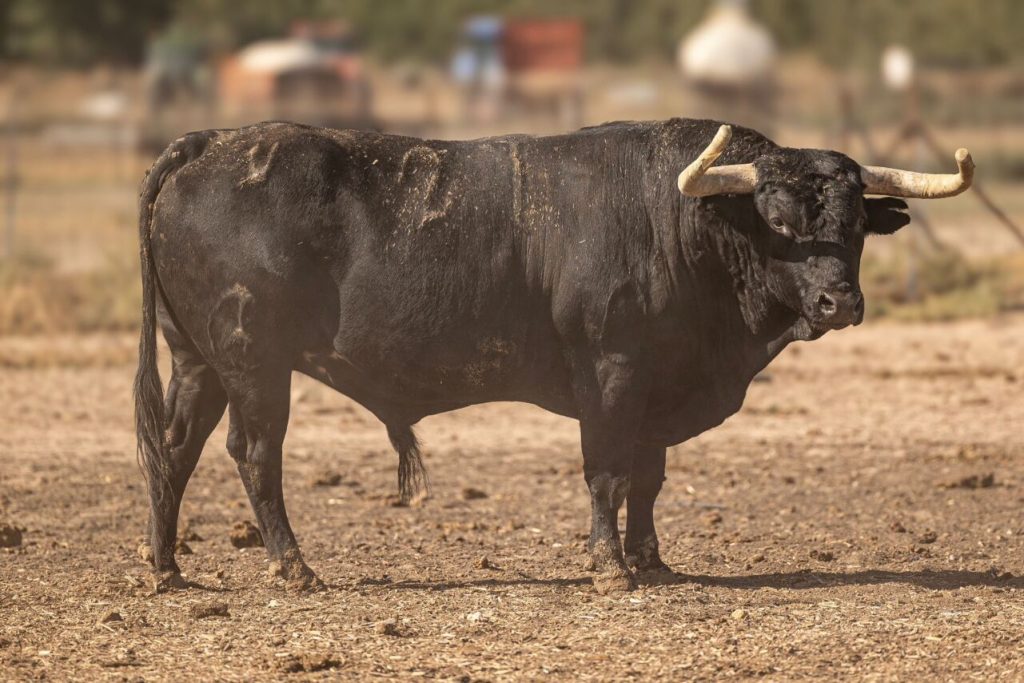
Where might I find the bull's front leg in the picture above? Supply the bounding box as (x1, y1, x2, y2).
(624, 444, 675, 579)
(578, 356, 647, 594)
(583, 464, 635, 594)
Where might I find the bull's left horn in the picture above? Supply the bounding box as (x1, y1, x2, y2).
(677, 125, 757, 197)
(861, 148, 974, 198)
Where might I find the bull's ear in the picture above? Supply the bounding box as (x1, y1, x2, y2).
(864, 197, 911, 235)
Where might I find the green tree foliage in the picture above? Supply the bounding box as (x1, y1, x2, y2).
(3, 0, 173, 65)
(754, 0, 1024, 67)
(0, 0, 1021, 67)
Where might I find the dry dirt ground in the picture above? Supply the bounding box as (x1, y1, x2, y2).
(2, 315, 1024, 681)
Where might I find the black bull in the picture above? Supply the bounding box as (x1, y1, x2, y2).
(135, 118, 928, 593)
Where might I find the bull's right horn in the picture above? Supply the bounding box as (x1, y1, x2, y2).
(677, 125, 758, 197)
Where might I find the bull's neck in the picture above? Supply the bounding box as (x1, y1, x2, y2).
(657, 197, 799, 368)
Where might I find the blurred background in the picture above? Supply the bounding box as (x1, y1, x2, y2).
(0, 0, 1022, 339)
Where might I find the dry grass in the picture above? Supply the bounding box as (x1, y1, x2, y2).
(0, 246, 140, 336)
(862, 250, 1024, 322)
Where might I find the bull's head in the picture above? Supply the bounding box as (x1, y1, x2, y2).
(678, 125, 974, 335)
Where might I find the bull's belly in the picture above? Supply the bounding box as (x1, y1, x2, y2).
(294, 341, 578, 424)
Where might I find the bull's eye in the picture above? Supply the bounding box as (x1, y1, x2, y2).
(769, 216, 792, 237)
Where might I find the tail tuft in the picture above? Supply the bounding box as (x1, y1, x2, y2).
(387, 424, 429, 504)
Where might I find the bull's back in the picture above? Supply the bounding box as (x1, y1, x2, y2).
(150, 123, 573, 417)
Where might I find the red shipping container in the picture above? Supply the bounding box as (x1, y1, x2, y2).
(502, 19, 584, 73)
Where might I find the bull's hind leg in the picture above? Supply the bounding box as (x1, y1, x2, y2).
(145, 331, 227, 589)
(223, 373, 323, 592)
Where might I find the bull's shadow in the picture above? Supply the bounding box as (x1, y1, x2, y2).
(671, 569, 1022, 591)
(379, 569, 1022, 592)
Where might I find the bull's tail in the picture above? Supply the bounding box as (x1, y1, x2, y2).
(134, 132, 216, 523)
(387, 424, 429, 504)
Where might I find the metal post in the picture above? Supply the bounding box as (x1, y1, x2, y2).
(3, 88, 17, 259)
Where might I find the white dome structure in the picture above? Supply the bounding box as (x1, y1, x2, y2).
(237, 39, 325, 74)
(679, 0, 777, 88)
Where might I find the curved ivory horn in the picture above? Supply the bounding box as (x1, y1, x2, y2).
(861, 148, 975, 198)
(677, 125, 757, 197)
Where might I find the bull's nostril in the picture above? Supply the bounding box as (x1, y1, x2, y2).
(817, 293, 837, 315)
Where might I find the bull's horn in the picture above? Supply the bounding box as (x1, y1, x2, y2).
(861, 148, 975, 198)
(677, 125, 757, 197)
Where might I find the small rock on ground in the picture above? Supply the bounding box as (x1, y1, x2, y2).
(278, 653, 342, 673)
(229, 521, 264, 549)
(940, 473, 995, 489)
(189, 602, 230, 620)
(374, 619, 400, 636)
(461, 487, 488, 500)
(0, 523, 23, 548)
(312, 471, 344, 487)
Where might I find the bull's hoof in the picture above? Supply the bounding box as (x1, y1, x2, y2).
(626, 550, 678, 584)
(152, 570, 188, 593)
(624, 535, 666, 572)
(592, 569, 637, 594)
(288, 571, 327, 593)
(268, 557, 326, 593)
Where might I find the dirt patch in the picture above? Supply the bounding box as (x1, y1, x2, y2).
(2, 315, 1024, 680)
